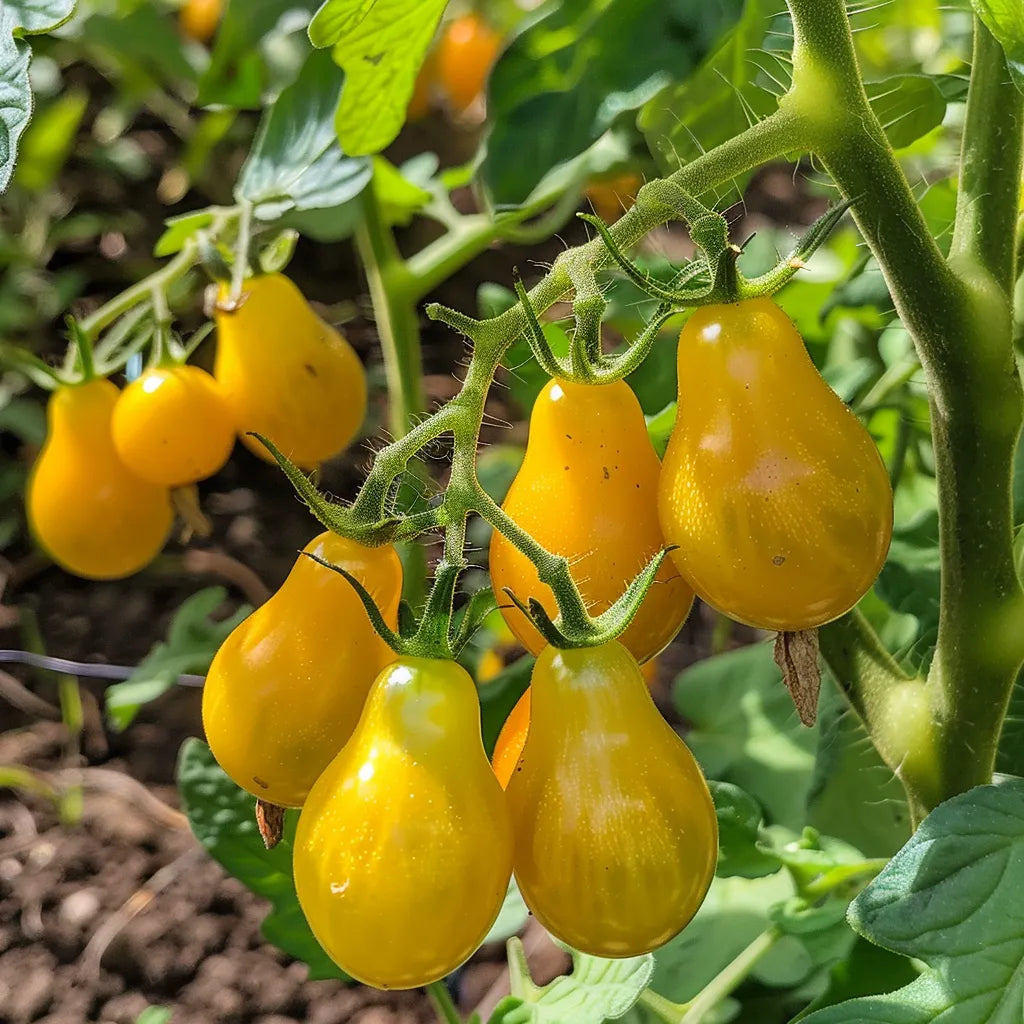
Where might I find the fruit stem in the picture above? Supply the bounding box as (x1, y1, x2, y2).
(426, 981, 463, 1024)
(228, 200, 253, 306)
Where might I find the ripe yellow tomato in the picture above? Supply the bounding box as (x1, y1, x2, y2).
(437, 13, 501, 112)
(179, 0, 222, 43)
(584, 171, 642, 223)
(214, 275, 367, 470)
(111, 364, 234, 487)
(491, 688, 530, 789)
(202, 532, 401, 807)
(658, 298, 893, 631)
(27, 380, 173, 579)
(506, 642, 717, 957)
(489, 378, 694, 663)
(294, 657, 514, 989)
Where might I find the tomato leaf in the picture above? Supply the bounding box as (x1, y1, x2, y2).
(488, 937, 653, 1024)
(311, 0, 447, 156)
(0, 0, 76, 193)
(154, 209, 218, 258)
(197, 0, 320, 108)
(673, 643, 819, 831)
(710, 781, 783, 879)
(864, 75, 947, 151)
(970, 1, 1024, 95)
(104, 589, 250, 732)
(801, 780, 1024, 1023)
(484, 0, 746, 206)
(237, 48, 372, 235)
(176, 738, 347, 981)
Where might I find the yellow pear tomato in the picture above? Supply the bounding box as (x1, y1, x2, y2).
(294, 657, 514, 989)
(213, 274, 367, 469)
(27, 379, 173, 579)
(179, 0, 222, 43)
(437, 13, 501, 112)
(658, 298, 893, 630)
(202, 532, 401, 807)
(506, 641, 717, 957)
(489, 378, 694, 663)
(491, 688, 530, 789)
(111, 364, 234, 486)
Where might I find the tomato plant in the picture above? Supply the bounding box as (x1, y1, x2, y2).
(2, 0, 1024, 1022)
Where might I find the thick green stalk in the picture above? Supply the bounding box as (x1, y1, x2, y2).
(355, 189, 426, 439)
(785, 0, 1024, 808)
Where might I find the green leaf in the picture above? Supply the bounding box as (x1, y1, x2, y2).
(134, 1009, 172, 1024)
(865, 75, 947, 150)
(237, 48, 372, 226)
(710, 781, 784, 879)
(801, 780, 1024, 1023)
(874, 509, 940, 671)
(198, 0, 321, 108)
(13, 88, 87, 194)
(491, 936, 653, 1024)
(970, 1, 1024, 94)
(372, 154, 432, 227)
(673, 643, 819, 830)
(639, 0, 788, 186)
(485, 0, 747, 206)
(0, 0, 76, 193)
(154, 209, 218, 257)
(176, 738, 347, 980)
(105, 589, 250, 732)
(644, 403, 676, 460)
(316, 0, 447, 156)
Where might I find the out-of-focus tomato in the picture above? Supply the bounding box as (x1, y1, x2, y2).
(437, 13, 501, 112)
(659, 297, 893, 630)
(294, 657, 513, 988)
(585, 172, 643, 223)
(27, 379, 173, 579)
(202, 532, 402, 807)
(179, 0, 222, 43)
(506, 642, 717, 957)
(489, 378, 694, 663)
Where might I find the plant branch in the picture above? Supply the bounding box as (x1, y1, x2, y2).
(427, 981, 463, 1024)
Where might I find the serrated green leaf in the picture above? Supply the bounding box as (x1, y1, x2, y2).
(238, 47, 372, 224)
(0, 0, 76, 193)
(673, 643, 818, 831)
(497, 936, 653, 1024)
(105, 589, 250, 731)
(971, 1, 1024, 94)
(802, 780, 1024, 1023)
(176, 738, 347, 980)
(320, 0, 446, 156)
(486, 0, 746, 206)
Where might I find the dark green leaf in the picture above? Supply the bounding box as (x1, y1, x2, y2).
(0, 0, 76, 193)
(237, 48, 372, 225)
(176, 738, 346, 980)
(485, 0, 747, 206)
(105, 589, 250, 731)
(970, 1, 1024, 94)
(802, 780, 1024, 1023)
(710, 780, 783, 879)
(315, 0, 447, 156)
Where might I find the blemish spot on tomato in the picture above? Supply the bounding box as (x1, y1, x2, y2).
(772, 555, 786, 566)
(253, 775, 270, 789)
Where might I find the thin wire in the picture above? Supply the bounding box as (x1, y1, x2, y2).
(0, 650, 205, 687)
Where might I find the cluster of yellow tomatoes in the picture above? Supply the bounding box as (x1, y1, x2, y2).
(202, 295, 894, 989)
(26, 275, 366, 579)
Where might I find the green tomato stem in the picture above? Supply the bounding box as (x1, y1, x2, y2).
(426, 981, 463, 1024)
(785, 0, 1024, 812)
(355, 187, 426, 438)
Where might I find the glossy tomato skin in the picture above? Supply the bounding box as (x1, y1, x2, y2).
(179, 0, 222, 42)
(294, 657, 514, 989)
(491, 688, 530, 789)
(202, 532, 401, 807)
(489, 378, 694, 664)
(112, 365, 234, 486)
(27, 380, 173, 579)
(437, 14, 501, 112)
(506, 642, 717, 957)
(214, 274, 367, 470)
(658, 298, 893, 631)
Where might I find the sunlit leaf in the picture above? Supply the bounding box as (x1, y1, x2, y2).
(971, 0, 1024, 94)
